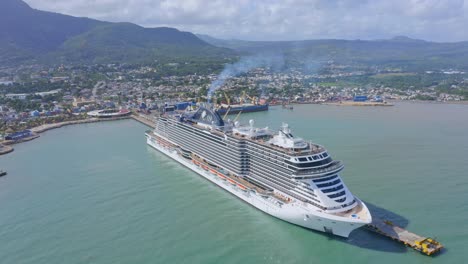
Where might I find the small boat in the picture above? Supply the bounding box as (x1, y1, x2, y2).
(0, 170, 7, 177)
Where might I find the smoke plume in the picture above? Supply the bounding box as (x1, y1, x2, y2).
(207, 54, 284, 99)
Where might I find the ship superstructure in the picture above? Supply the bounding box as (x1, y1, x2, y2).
(146, 107, 371, 237)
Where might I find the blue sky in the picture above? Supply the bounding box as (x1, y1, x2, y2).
(25, 0, 468, 42)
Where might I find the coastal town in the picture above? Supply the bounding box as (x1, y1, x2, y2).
(0, 62, 467, 146)
(2, 0, 467, 262)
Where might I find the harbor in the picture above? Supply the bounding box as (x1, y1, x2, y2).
(142, 105, 445, 254)
(1, 105, 448, 256)
(0, 116, 131, 155)
(0, 102, 464, 263)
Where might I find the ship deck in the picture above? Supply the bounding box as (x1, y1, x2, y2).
(331, 202, 369, 221)
(236, 134, 325, 156)
(190, 122, 325, 156)
(162, 112, 324, 156)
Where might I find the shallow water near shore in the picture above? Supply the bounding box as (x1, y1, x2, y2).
(1, 102, 467, 263)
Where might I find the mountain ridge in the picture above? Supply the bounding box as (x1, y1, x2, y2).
(2, 0, 468, 70)
(0, 0, 233, 65)
(196, 34, 468, 71)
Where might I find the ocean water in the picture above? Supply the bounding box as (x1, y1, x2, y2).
(0, 102, 467, 264)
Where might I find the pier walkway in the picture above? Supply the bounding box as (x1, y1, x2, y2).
(366, 218, 443, 256)
(0, 144, 14, 155)
(131, 113, 156, 128)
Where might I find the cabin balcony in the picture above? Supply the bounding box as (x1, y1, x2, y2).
(292, 161, 344, 178)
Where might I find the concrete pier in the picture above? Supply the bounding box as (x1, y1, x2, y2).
(0, 144, 14, 155)
(367, 218, 443, 256)
(131, 114, 156, 128)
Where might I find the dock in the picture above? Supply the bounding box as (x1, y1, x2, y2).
(0, 144, 14, 155)
(323, 101, 393, 106)
(366, 218, 443, 256)
(131, 113, 156, 128)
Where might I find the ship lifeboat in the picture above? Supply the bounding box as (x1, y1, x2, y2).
(209, 168, 218, 174)
(217, 172, 226, 179)
(201, 165, 209, 171)
(227, 178, 237, 185)
(237, 183, 247, 191)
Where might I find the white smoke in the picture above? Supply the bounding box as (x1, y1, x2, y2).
(207, 54, 284, 100)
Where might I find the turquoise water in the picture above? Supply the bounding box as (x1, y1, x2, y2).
(1, 102, 467, 264)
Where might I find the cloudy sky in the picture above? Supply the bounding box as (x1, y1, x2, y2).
(25, 0, 468, 42)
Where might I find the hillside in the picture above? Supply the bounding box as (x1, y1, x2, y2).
(197, 35, 468, 71)
(0, 0, 233, 65)
(0, 0, 103, 52)
(2, 0, 468, 69)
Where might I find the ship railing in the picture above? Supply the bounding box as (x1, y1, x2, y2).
(293, 161, 344, 177)
(250, 138, 325, 155)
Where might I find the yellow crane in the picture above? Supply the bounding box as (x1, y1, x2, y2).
(242, 91, 257, 105)
(223, 91, 231, 106)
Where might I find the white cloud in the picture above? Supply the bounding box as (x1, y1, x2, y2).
(25, 0, 468, 41)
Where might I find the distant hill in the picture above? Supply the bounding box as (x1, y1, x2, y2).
(2, 0, 468, 70)
(197, 34, 468, 71)
(0, 0, 233, 65)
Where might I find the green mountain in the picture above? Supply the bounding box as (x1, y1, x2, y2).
(0, 0, 233, 65)
(52, 23, 233, 64)
(197, 34, 468, 71)
(2, 0, 468, 70)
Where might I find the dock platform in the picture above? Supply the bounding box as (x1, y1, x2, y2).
(366, 218, 443, 256)
(131, 113, 156, 128)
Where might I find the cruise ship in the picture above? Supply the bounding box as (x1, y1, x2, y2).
(146, 107, 372, 237)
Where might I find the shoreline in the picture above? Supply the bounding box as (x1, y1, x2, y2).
(388, 99, 468, 105)
(0, 145, 14, 155)
(321, 101, 393, 107)
(274, 99, 468, 106)
(0, 116, 131, 155)
(29, 116, 130, 134)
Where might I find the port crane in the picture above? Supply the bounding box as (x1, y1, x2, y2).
(242, 91, 258, 105)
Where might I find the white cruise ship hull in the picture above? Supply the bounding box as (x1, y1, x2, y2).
(146, 133, 369, 238)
